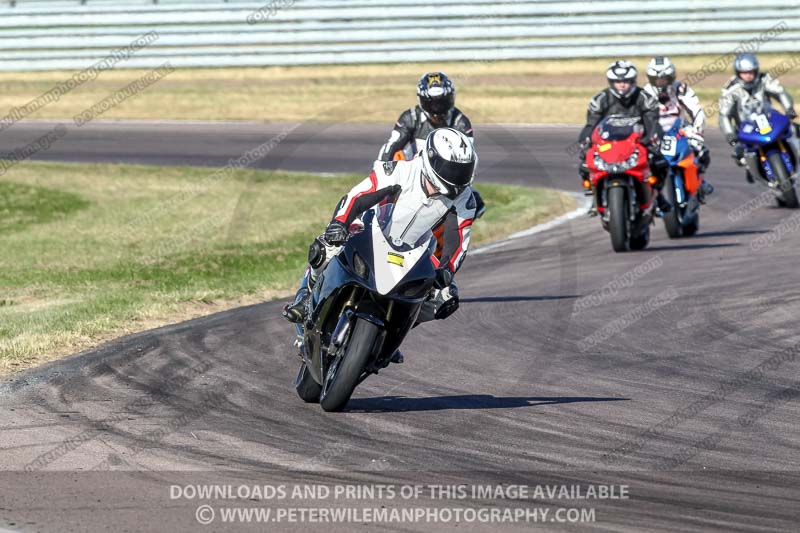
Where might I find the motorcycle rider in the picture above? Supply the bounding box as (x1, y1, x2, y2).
(283, 128, 478, 362)
(578, 60, 672, 214)
(644, 56, 714, 202)
(719, 53, 797, 183)
(378, 71, 485, 218)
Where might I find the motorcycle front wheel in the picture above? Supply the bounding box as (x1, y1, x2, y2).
(608, 186, 630, 252)
(662, 173, 683, 239)
(768, 152, 799, 208)
(320, 318, 379, 412)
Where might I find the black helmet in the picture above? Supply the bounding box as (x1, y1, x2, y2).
(417, 72, 455, 122)
(421, 128, 476, 200)
(606, 60, 638, 101)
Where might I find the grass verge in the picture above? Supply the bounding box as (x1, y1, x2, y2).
(1, 55, 799, 125)
(0, 161, 575, 374)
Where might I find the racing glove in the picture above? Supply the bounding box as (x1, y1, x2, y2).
(323, 220, 349, 245)
(788, 108, 798, 120)
(682, 126, 705, 151)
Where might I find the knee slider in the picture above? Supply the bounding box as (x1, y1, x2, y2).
(308, 238, 327, 269)
(699, 147, 710, 168)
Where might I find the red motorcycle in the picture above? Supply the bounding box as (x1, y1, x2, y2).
(583, 116, 659, 252)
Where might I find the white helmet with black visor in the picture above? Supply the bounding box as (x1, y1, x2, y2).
(421, 128, 476, 200)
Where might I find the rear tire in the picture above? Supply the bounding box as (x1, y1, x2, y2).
(768, 152, 799, 208)
(683, 215, 699, 237)
(320, 319, 378, 412)
(295, 362, 321, 403)
(608, 187, 630, 252)
(662, 173, 683, 238)
(630, 225, 650, 250)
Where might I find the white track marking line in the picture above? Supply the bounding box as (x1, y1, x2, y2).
(472, 192, 590, 255)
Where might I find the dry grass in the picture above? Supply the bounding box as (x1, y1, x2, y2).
(1, 55, 798, 125)
(0, 161, 573, 374)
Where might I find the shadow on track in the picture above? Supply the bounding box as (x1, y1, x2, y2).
(460, 295, 580, 303)
(643, 242, 740, 252)
(690, 230, 769, 238)
(346, 395, 628, 413)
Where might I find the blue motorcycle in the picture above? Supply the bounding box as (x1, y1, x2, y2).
(659, 120, 701, 237)
(737, 101, 800, 208)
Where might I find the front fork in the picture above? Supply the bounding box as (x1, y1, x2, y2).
(600, 176, 639, 223)
(673, 170, 687, 208)
(751, 143, 798, 186)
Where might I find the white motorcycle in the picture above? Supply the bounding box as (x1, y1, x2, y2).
(291, 203, 438, 412)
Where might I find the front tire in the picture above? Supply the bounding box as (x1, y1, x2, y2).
(662, 173, 683, 238)
(295, 362, 322, 403)
(608, 186, 630, 252)
(320, 319, 378, 412)
(769, 152, 799, 208)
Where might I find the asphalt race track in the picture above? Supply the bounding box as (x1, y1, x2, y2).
(1, 121, 800, 532)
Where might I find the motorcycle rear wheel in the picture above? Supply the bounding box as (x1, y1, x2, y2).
(630, 225, 650, 250)
(683, 215, 699, 236)
(295, 362, 322, 403)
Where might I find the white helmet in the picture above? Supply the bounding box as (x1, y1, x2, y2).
(646, 56, 676, 93)
(421, 128, 476, 199)
(734, 53, 760, 91)
(734, 53, 759, 75)
(606, 60, 638, 100)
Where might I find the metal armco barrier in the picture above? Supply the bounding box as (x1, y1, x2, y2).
(0, 1, 797, 71)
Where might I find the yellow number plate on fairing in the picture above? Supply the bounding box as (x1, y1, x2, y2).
(387, 252, 404, 266)
(598, 143, 612, 152)
(755, 114, 772, 134)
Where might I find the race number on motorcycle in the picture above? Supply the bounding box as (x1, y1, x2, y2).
(755, 114, 772, 134)
(660, 136, 677, 157)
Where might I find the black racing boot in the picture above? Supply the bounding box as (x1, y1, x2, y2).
(655, 192, 672, 214)
(283, 268, 314, 324)
(697, 180, 714, 204)
(282, 291, 309, 324)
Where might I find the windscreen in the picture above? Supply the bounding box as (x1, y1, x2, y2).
(596, 116, 643, 141)
(374, 203, 434, 251)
